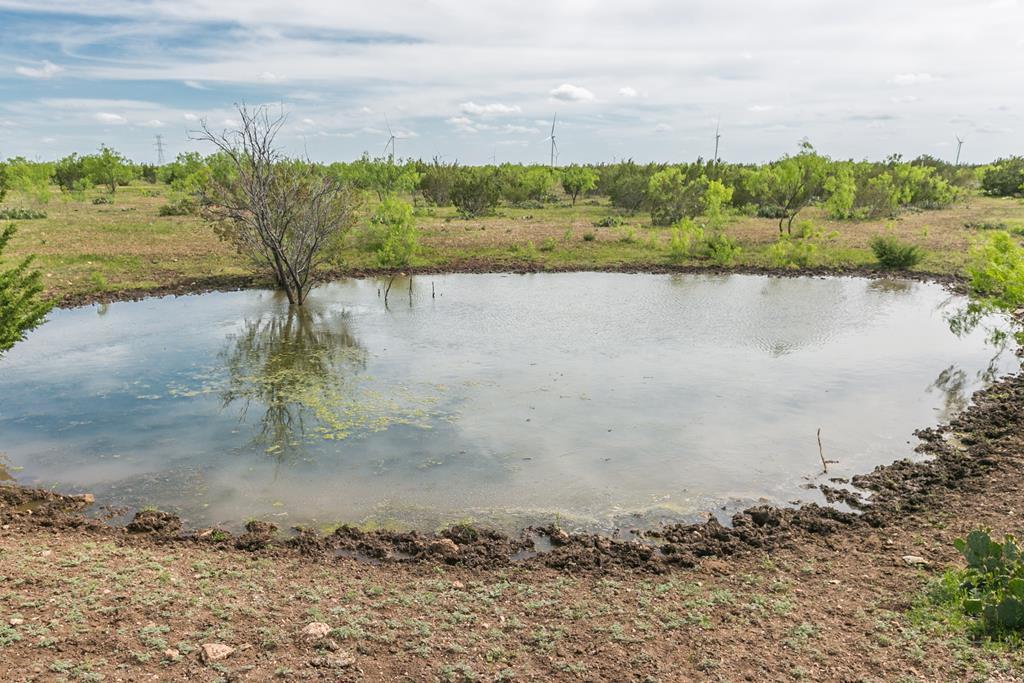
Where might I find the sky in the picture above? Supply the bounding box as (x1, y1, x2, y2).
(0, 0, 1021, 165)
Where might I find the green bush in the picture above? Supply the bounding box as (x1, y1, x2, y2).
(450, 167, 500, 217)
(766, 222, 830, 268)
(593, 216, 624, 228)
(947, 530, 1024, 635)
(92, 196, 112, 205)
(647, 168, 707, 226)
(869, 234, 924, 269)
(0, 207, 46, 220)
(157, 197, 196, 216)
(0, 224, 52, 354)
(981, 157, 1024, 197)
(966, 231, 1024, 310)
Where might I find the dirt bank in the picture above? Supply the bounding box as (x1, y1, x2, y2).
(54, 263, 965, 309)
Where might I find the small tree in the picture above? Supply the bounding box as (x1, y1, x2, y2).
(0, 224, 52, 354)
(196, 105, 360, 306)
(702, 179, 734, 228)
(823, 166, 856, 219)
(647, 168, 708, 226)
(84, 145, 133, 194)
(54, 154, 91, 194)
(372, 197, 419, 305)
(560, 165, 598, 205)
(5, 158, 54, 205)
(750, 143, 828, 234)
(0, 162, 8, 204)
(450, 167, 500, 217)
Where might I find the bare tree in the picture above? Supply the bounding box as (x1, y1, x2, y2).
(195, 104, 359, 305)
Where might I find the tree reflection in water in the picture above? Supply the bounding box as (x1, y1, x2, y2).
(219, 303, 366, 458)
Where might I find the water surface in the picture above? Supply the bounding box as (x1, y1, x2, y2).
(0, 273, 1016, 532)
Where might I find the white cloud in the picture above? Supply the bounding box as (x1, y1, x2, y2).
(183, 80, 208, 90)
(618, 87, 638, 98)
(140, 119, 165, 127)
(257, 71, 285, 83)
(890, 73, 937, 85)
(93, 112, 127, 124)
(550, 84, 595, 102)
(891, 95, 918, 104)
(654, 123, 673, 133)
(222, 118, 240, 128)
(301, 117, 315, 125)
(747, 104, 775, 112)
(183, 113, 199, 121)
(459, 101, 521, 115)
(15, 60, 63, 79)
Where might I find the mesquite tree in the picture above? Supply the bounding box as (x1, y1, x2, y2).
(0, 224, 52, 354)
(196, 105, 359, 305)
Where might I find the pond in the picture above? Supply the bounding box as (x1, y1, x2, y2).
(0, 273, 1018, 533)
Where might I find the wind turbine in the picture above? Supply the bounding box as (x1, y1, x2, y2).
(955, 134, 965, 166)
(544, 114, 559, 167)
(383, 114, 397, 159)
(713, 119, 722, 164)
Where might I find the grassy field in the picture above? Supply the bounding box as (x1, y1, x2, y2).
(1, 184, 1023, 305)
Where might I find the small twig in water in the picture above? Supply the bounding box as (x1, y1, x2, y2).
(817, 427, 839, 474)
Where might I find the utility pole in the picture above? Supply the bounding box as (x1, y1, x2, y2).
(154, 134, 166, 165)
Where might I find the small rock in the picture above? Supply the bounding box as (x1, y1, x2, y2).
(451, 580, 465, 590)
(902, 555, 930, 567)
(701, 559, 731, 575)
(301, 622, 331, 639)
(427, 538, 460, 556)
(40, 550, 51, 558)
(200, 643, 234, 663)
(163, 648, 180, 660)
(309, 651, 356, 669)
(9, 617, 24, 626)
(77, 493, 95, 505)
(827, 579, 841, 585)
(548, 528, 571, 546)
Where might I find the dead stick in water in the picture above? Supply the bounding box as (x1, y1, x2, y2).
(817, 427, 838, 474)
(818, 427, 827, 473)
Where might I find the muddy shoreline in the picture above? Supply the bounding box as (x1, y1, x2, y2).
(54, 262, 966, 309)
(3, 365, 1021, 575)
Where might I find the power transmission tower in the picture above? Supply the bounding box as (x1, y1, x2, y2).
(154, 134, 166, 165)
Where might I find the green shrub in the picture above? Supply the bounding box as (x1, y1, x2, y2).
(0, 224, 52, 354)
(157, 197, 196, 216)
(0, 207, 46, 220)
(947, 530, 1024, 635)
(766, 222, 827, 268)
(667, 219, 704, 262)
(581, 232, 596, 242)
(981, 157, 1024, 197)
(704, 232, 742, 266)
(450, 167, 500, 217)
(593, 215, 625, 228)
(92, 196, 112, 205)
(538, 237, 557, 252)
(966, 231, 1024, 310)
(646, 168, 707, 226)
(869, 234, 924, 269)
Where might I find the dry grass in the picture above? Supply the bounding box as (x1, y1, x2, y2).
(2, 184, 1022, 303)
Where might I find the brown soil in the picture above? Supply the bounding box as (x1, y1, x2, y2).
(2, 368, 1023, 680)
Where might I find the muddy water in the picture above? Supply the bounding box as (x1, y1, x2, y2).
(0, 273, 1017, 532)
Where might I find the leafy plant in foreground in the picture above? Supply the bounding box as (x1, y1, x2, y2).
(0, 207, 47, 220)
(0, 224, 53, 354)
(870, 234, 924, 269)
(952, 529, 1024, 634)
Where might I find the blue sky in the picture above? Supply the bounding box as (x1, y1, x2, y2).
(0, 0, 1021, 165)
